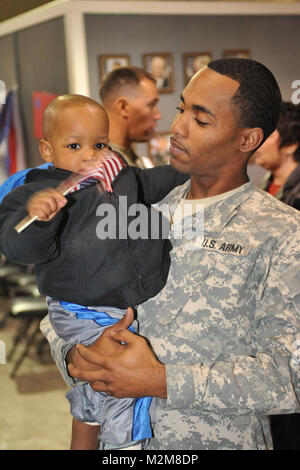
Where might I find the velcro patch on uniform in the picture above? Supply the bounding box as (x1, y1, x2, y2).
(201, 237, 251, 256)
(278, 265, 300, 313)
(280, 265, 300, 297)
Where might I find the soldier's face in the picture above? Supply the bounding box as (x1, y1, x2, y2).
(169, 67, 244, 176)
(127, 78, 162, 142)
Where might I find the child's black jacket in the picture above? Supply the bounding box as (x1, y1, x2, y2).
(0, 165, 188, 308)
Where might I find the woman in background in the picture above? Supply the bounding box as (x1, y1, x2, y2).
(255, 101, 300, 210)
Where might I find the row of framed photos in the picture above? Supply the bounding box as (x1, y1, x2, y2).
(147, 131, 172, 166)
(99, 49, 251, 93)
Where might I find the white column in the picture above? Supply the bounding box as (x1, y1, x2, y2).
(63, 9, 90, 96)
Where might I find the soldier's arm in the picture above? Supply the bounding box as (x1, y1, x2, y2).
(67, 231, 300, 412)
(164, 230, 300, 416)
(133, 165, 189, 205)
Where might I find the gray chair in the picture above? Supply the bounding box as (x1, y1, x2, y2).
(0, 264, 39, 329)
(0, 263, 26, 297)
(4, 272, 37, 296)
(6, 296, 48, 378)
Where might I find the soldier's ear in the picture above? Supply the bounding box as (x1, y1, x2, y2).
(239, 128, 264, 154)
(115, 96, 130, 119)
(39, 139, 54, 163)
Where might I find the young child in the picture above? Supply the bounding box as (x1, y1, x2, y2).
(0, 94, 188, 450)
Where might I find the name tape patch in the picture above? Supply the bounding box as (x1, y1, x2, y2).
(201, 237, 251, 256)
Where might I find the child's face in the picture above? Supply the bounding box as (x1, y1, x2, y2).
(42, 105, 109, 173)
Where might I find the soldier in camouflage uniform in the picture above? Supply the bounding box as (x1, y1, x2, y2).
(41, 58, 300, 450)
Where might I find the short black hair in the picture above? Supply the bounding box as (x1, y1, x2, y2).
(99, 66, 156, 105)
(277, 101, 300, 162)
(208, 58, 282, 144)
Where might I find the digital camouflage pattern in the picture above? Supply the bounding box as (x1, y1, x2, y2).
(41, 180, 300, 450)
(137, 181, 300, 450)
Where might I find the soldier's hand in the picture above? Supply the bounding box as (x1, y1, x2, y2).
(66, 345, 100, 373)
(68, 308, 167, 399)
(66, 309, 133, 376)
(26, 188, 67, 221)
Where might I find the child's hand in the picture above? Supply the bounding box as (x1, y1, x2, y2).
(26, 188, 67, 222)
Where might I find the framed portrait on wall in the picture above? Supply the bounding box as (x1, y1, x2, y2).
(143, 53, 174, 93)
(183, 52, 212, 85)
(223, 49, 251, 59)
(148, 131, 172, 166)
(98, 54, 131, 83)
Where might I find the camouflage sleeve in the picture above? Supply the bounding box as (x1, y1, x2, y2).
(39, 314, 75, 387)
(163, 230, 300, 416)
(133, 165, 189, 204)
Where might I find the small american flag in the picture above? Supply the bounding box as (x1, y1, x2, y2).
(65, 153, 126, 195)
(15, 151, 126, 233)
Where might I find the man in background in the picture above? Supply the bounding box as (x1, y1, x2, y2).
(99, 65, 161, 168)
